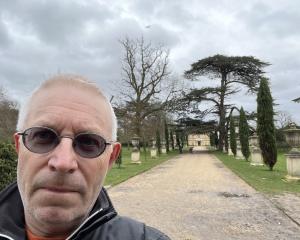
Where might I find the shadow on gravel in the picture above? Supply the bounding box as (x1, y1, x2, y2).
(218, 192, 250, 198)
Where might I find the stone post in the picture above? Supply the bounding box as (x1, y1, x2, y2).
(161, 140, 167, 154)
(131, 135, 141, 164)
(228, 147, 234, 156)
(283, 123, 300, 180)
(236, 138, 244, 159)
(249, 134, 263, 166)
(150, 138, 157, 158)
(250, 147, 264, 166)
(228, 134, 233, 156)
(285, 150, 300, 180)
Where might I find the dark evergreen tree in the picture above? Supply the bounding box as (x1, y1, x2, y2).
(170, 130, 175, 150)
(164, 120, 169, 153)
(224, 131, 229, 152)
(209, 132, 214, 147)
(257, 78, 277, 170)
(229, 116, 237, 156)
(156, 129, 161, 154)
(239, 107, 250, 160)
(175, 131, 183, 154)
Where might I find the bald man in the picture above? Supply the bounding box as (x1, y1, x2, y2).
(0, 75, 170, 240)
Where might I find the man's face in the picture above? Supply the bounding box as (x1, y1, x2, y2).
(14, 85, 120, 237)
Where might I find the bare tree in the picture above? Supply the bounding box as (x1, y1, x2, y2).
(275, 111, 293, 129)
(116, 37, 177, 137)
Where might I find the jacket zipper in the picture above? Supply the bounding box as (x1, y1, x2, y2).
(0, 233, 15, 240)
(66, 208, 103, 240)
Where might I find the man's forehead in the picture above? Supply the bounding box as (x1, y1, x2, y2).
(24, 85, 112, 136)
(32, 115, 104, 133)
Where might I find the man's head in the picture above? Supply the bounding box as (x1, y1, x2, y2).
(14, 75, 121, 237)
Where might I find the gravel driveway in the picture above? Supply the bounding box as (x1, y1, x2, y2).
(108, 151, 300, 240)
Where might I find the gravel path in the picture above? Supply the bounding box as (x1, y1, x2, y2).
(108, 151, 300, 240)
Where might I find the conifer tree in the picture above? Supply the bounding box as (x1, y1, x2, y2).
(229, 116, 237, 156)
(164, 120, 169, 153)
(239, 107, 250, 160)
(257, 78, 277, 170)
(170, 130, 175, 150)
(210, 132, 215, 147)
(156, 129, 161, 154)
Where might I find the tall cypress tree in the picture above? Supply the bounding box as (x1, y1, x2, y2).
(229, 116, 237, 156)
(239, 107, 250, 160)
(176, 131, 183, 154)
(170, 130, 175, 150)
(210, 132, 215, 147)
(156, 129, 161, 154)
(257, 78, 277, 170)
(164, 120, 169, 153)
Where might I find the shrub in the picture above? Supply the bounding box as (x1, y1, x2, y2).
(0, 142, 17, 191)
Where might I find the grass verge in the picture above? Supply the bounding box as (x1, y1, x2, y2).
(104, 148, 178, 187)
(213, 150, 300, 194)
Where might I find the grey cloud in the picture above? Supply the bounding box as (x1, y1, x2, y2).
(2, 0, 114, 46)
(0, 17, 10, 47)
(0, 0, 299, 123)
(238, 2, 300, 39)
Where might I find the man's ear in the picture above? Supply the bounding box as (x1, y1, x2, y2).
(108, 142, 121, 170)
(14, 133, 20, 155)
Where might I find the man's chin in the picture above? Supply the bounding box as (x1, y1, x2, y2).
(33, 206, 84, 225)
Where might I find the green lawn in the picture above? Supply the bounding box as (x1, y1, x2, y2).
(214, 150, 300, 194)
(105, 148, 178, 186)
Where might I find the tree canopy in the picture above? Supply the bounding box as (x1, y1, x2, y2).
(184, 54, 269, 150)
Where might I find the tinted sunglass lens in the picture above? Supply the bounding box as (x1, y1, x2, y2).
(74, 134, 106, 158)
(24, 127, 58, 153)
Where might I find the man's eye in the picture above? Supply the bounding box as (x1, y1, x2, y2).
(81, 137, 98, 146)
(36, 132, 50, 138)
(32, 130, 55, 143)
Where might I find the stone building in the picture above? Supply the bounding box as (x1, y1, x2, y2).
(188, 134, 210, 146)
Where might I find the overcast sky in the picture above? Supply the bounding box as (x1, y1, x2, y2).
(0, 0, 299, 124)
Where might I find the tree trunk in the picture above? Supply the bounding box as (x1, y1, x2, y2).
(218, 73, 227, 151)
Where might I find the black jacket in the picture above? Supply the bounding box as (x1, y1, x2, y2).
(0, 182, 170, 240)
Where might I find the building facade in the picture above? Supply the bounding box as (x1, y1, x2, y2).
(188, 134, 210, 146)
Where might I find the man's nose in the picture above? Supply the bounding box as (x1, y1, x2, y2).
(48, 138, 78, 173)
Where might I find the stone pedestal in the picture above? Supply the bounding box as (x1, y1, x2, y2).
(150, 148, 157, 158)
(285, 150, 300, 181)
(131, 151, 141, 164)
(161, 148, 167, 154)
(250, 147, 264, 166)
(228, 148, 233, 156)
(236, 146, 244, 159)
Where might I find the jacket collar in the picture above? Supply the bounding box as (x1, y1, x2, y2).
(0, 182, 117, 240)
